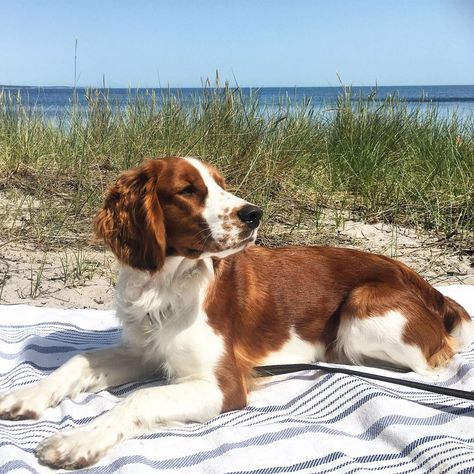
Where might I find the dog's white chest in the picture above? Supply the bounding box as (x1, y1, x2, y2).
(116, 258, 224, 381)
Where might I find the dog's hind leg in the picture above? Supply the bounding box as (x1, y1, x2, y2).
(0, 346, 151, 420)
(333, 284, 453, 376)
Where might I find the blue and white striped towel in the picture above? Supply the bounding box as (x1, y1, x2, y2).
(0, 285, 473, 473)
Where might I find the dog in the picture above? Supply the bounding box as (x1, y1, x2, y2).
(0, 156, 472, 469)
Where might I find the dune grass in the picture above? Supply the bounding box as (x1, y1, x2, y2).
(0, 85, 472, 256)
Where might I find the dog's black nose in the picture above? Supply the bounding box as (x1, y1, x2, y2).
(237, 205, 263, 229)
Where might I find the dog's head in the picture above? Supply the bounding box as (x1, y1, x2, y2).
(94, 157, 262, 271)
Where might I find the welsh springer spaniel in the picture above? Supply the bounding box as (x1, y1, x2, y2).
(0, 157, 472, 469)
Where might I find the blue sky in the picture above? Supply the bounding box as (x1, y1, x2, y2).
(1, 0, 473, 87)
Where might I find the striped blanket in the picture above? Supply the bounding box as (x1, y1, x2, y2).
(0, 285, 473, 473)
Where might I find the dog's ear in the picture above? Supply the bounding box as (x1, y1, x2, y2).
(95, 160, 166, 272)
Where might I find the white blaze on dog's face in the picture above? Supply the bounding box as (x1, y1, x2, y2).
(184, 157, 262, 258)
(95, 157, 263, 271)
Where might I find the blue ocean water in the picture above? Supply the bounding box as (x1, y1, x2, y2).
(1, 84, 474, 120)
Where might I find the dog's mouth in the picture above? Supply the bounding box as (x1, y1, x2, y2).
(241, 233, 257, 247)
(187, 230, 257, 259)
(225, 232, 257, 252)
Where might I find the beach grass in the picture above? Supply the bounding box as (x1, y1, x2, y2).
(0, 85, 472, 256)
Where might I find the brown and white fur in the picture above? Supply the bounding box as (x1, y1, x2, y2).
(0, 156, 472, 469)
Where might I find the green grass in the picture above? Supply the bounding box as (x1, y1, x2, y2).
(0, 85, 472, 255)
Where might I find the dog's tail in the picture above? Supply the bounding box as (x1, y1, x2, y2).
(402, 264, 473, 356)
(442, 295, 474, 352)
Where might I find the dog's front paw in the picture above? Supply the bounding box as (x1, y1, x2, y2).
(36, 427, 118, 470)
(0, 387, 49, 420)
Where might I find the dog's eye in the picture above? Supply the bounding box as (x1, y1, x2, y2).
(177, 184, 196, 196)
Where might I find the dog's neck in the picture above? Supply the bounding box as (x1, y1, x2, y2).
(115, 256, 214, 326)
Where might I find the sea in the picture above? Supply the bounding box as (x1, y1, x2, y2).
(1, 84, 474, 121)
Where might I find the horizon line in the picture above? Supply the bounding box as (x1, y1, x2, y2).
(1, 83, 474, 90)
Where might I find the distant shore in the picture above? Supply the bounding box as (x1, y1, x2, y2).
(2, 84, 474, 120)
